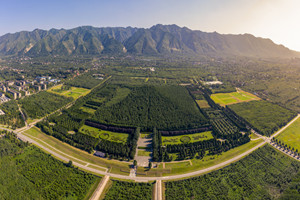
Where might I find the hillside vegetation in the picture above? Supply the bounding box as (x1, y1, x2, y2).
(0, 24, 298, 58)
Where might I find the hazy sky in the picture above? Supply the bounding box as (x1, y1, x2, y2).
(1, 0, 299, 51)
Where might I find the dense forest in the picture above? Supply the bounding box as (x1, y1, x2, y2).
(19, 91, 73, 119)
(93, 85, 208, 131)
(165, 145, 300, 199)
(65, 72, 105, 89)
(228, 100, 297, 136)
(103, 180, 153, 200)
(0, 100, 24, 128)
(0, 133, 99, 200)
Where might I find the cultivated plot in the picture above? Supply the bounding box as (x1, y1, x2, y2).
(211, 89, 260, 106)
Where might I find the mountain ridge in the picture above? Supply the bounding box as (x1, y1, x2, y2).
(0, 24, 299, 58)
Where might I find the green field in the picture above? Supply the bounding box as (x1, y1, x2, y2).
(277, 116, 300, 150)
(48, 84, 90, 99)
(196, 99, 210, 108)
(211, 89, 260, 106)
(162, 131, 214, 145)
(80, 106, 97, 114)
(165, 145, 300, 200)
(137, 150, 152, 156)
(79, 125, 129, 143)
(228, 100, 297, 136)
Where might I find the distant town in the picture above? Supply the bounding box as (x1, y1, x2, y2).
(0, 76, 60, 115)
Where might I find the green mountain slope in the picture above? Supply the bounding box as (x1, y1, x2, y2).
(0, 24, 299, 58)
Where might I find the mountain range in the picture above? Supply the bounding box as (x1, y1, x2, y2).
(0, 24, 299, 58)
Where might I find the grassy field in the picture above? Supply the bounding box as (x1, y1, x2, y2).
(162, 131, 213, 145)
(79, 125, 129, 143)
(228, 100, 297, 136)
(23, 127, 132, 175)
(196, 99, 210, 108)
(277, 117, 300, 150)
(137, 150, 152, 156)
(211, 89, 260, 106)
(80, 106, 97, 114)
(48, 84, 90, 99)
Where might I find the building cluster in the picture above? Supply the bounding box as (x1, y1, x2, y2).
(0, 76, 60, 100)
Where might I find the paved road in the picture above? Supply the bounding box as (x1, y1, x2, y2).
(90, 175, 110, 200)
(5, 114, 298, 182)
(3, 98, 299, 182)
(154, 180, 162, 200)
(251, 114, 300, 161)
(15, 130, 266, 181)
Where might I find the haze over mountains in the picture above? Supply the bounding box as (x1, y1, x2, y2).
(0, 24, 299, 58)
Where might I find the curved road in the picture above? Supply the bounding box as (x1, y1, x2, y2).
(5, 102, 299, 181)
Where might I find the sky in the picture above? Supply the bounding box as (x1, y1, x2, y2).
(1, 0, 300, 51)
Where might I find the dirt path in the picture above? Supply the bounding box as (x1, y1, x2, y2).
(90, 175, 110, 200)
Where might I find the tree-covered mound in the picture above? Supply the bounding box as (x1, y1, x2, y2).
(93, 85, 208, 131)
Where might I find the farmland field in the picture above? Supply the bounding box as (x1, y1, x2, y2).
(162, 131, 214, 145)
(277, 117, 300, 150)
(79, 125, 129, 143)
(211, 89, 260, 106)
(48, 84, 90, 99)
(228, 100, 297, 136)
(165, 145, 300, 199)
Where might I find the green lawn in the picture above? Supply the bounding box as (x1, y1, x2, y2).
(162, 131, 213, 145)
(80, 106, 97, 114)
(137, 150, 152, 156)
(277, 117, 300, 150)
(48, 85, 90, 100)
(211, 89, 260, 106)
(79, 125, 129, 143)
